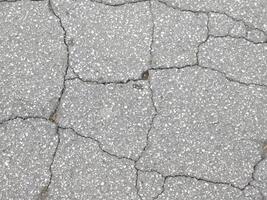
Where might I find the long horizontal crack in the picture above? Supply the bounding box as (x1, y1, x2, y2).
(209, 34, 267, 45)
(151, 163, 266, 199)
(0, 115, 49, 125)
(89, 0, 149, 6)
(157, 0, 267, 37)
(67, 64, 267, 89)
(198, 65, 267, 88)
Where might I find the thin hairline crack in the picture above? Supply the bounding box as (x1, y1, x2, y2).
(48, 0, 70, 123)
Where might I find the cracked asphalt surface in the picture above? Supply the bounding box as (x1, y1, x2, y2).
(0, 0, 267, 199)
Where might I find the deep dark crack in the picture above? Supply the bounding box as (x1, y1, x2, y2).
(89, 0, 149, 7)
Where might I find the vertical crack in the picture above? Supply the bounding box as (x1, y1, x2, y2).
(38, 126, 61, 200)
(48, 0, 70, 122)
(148, 0, 155, 67)
(135, 2, 158, 198)
(196, 12, 210, 66)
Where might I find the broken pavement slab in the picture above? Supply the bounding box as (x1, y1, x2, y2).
(47, 128, 139, 200)
(137, 67, 267, 189)
(52, 0, 152, 82)
(199, 37, 267, 86)
(0, 118, 58, 200)
(1, 0, 267, 199)
(151, 1, 208, 68)
(0, 0, 66, 122)
(57, 79, 155, 160)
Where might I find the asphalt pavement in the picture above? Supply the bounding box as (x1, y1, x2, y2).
(0, 0, 267, 199)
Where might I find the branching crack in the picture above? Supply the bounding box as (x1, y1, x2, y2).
(157, 0, 267, 39)
(209, 32, 267, 45)
(151, 165, 266, 200)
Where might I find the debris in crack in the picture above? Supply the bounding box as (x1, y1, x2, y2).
(141, 70, 150, 80)
(48, 0, 70, 123)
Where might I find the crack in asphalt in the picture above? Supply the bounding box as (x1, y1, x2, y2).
(48, 0, 70, 124)
(209, 34, 267, 45)
(1, 0, 266, 199)
(0, 115, 49, 125)
(89, 0, 149, 7)
(157, 0, 267, 39)
(151, 156, 267, 199)
(38, 126, 61, 200)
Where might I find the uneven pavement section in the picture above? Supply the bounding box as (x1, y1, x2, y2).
(57, 79, 155, 160)
(0, 118, 58, 200)
(0, 0, 66, 122)
(137, 67, 267, 189)
(199, 37, 267, 86)
(151, 1, 208, 68)
(48, 128, 139, 200)
(52, 0, 152, 82)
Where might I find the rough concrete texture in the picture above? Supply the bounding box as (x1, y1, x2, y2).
(0, 0, 267, 199)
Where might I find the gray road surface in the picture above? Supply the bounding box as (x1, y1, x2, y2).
(0, 0, 267, 199)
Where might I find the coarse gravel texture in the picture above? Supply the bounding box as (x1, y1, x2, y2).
(0, 0, 267, 200)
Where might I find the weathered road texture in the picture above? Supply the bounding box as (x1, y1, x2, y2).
(0, 0, 267, 200)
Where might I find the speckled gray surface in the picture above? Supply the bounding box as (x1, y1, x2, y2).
(0, 0, 267, 200)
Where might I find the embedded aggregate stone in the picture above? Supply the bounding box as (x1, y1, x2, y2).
(0, 0, 66, 121)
